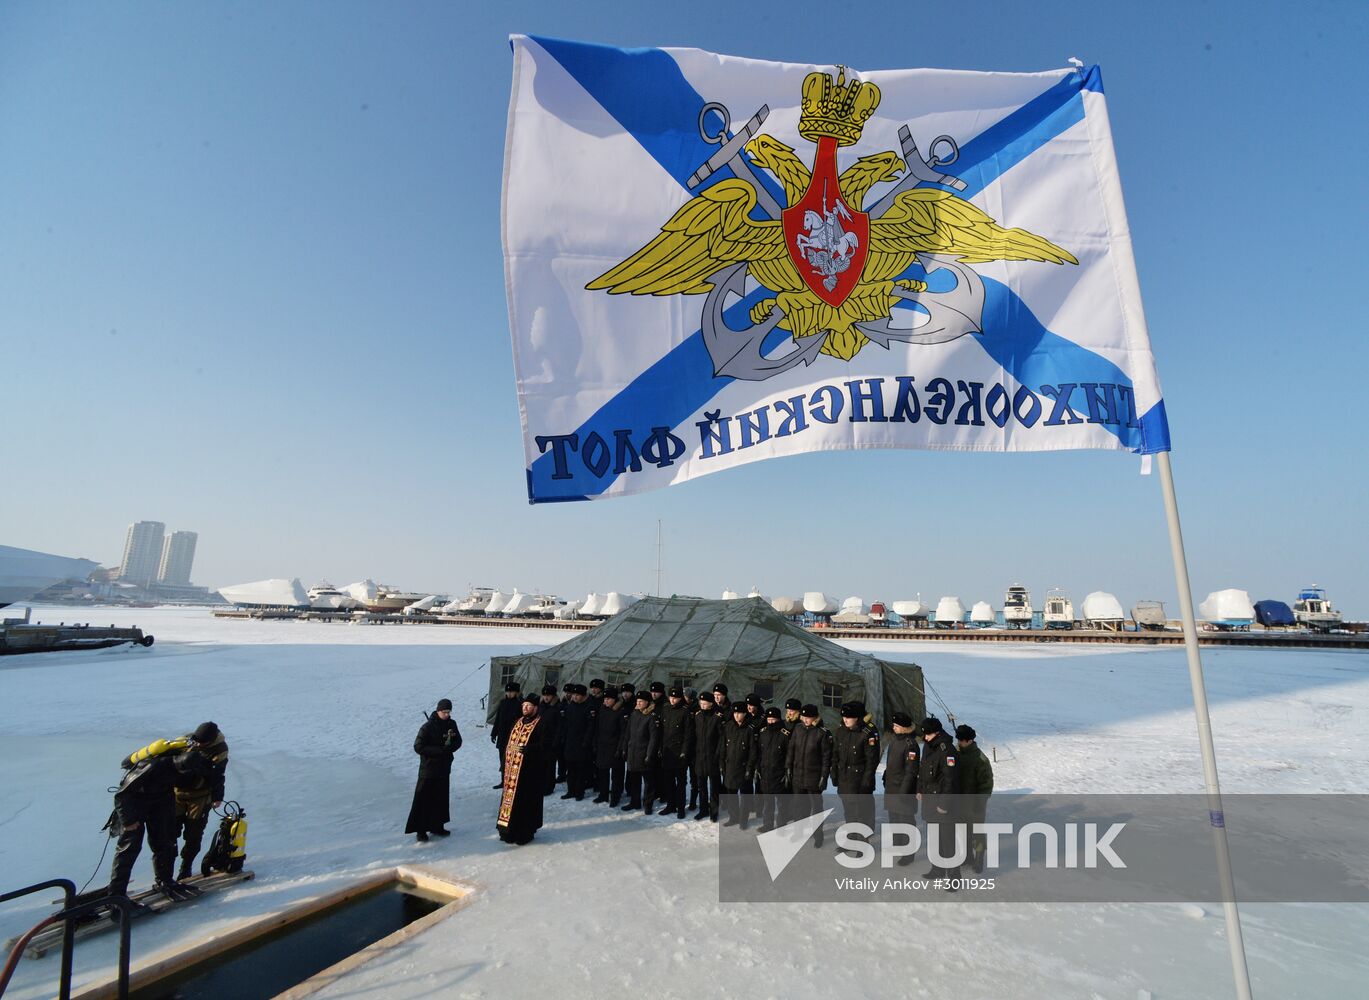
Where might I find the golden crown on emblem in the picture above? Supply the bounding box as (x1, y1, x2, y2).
(798, 66, 881, 147)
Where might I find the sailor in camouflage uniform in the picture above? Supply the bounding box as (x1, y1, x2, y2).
(954, 723, 994, 873)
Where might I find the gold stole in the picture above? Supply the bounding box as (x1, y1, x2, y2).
(497, 716, 540, 827)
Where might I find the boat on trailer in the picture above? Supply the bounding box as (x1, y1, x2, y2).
(970, 601, 996, 627)
(1081, 591, 1126, 631)
(1132, 600, 1168, 630)
(1002, 585, 1033, 629)
(933, 596, 966, 628)
(1042, 589, 1074, 629)
(1293, 586, 1342, 631)
(1198, 589, 1256, 631)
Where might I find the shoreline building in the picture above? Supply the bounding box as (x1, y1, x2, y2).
(89, 521, 218, 604)
(157, 530, 197, 586)
(117, 521, 165, 586)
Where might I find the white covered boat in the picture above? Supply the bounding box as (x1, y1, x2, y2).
(1002, 584, 1033, 628)
(770, 596, 802, 617)
(1293, 586, 1342, 631)
(341, 579, 378, 606)
(308, 583, 359, 611)
(891, 600, 928, 622)
(366, 587, 427, 613)
(598, 592, 638, 617)
(403, 595, 443, 615)
(831, 610, 871, 626)
(483, 590, 510, 616)
(1081, 591, 1125, 630)
(934, 596, 966, 627)
(747, 588, 769, 602)
(218, 578, 309, 609)
(551, 601, 581, 620)
(970, 601, 996, 626)
(1132, 600, 1168, 631)
(721, 589, 741, 600)
(841, 596, 867, 615)
(0, 545, 99, 608)
(579, 593, 603, 617)
(531, 595, 564, 617)
(501, 592, 538, 616)
(803, 592, 838, 615)
(1198, 589, 1256, 630)
(1042, 589, 1074, 629)
(452, 587, 495, 614)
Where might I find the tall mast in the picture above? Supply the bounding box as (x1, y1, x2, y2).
(655, 519, 663, 597)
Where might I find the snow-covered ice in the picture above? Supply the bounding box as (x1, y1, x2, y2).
(2, 606, 1368, 999)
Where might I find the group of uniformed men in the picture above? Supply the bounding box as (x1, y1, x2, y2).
(491, 677, 994, 877)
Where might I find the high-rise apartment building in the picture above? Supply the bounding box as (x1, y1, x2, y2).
(118, 521, 165, 585)
(157, 530, 198, 586)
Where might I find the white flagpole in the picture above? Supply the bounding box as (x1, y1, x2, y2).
(1157, 451, 1254, 999)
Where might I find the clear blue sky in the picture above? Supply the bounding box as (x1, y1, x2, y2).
(3, 1, 1366, 616)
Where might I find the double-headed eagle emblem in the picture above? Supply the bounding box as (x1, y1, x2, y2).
(588, 69, 1078, 381)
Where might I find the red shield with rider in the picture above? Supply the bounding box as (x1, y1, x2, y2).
(782, 135, 869, 309)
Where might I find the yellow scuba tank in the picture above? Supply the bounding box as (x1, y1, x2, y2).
(122, 737, 191, 769)
(228, 813, 248, 859)
(201, 801, 249, 875)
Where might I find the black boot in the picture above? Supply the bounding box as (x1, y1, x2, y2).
(432, 827, 450, 837)
(176, 860, 194, 883)
(657, 803, 675, 816)
(693, 809, 708, 821)
(560, 791, 575, 799)
(153, 881, 201, 901)
(621, 801, 639, 812)
(593, 794, 609, 804)
(416, 831, 429, 842)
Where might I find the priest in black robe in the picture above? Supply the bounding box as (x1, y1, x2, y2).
(497, 696, 548, 845)
(405, 698, 462, 842)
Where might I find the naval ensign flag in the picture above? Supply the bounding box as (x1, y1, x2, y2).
(502, 35, 1168, 505)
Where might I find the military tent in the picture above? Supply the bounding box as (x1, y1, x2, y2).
(487, 596, 924, 730)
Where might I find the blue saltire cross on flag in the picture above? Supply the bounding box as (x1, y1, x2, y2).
(502, 35, 1169, 504)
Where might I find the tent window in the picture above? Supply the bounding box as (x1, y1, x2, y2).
(670, 675, 692, 692)
(500, 664, 517, 687)
(753, 680, 775, 702)
(821, 683, 843, 708)
(544, 667, 561, 688)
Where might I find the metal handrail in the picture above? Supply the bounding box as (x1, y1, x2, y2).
(0, 879, 133, 1000)
(0, 879, 75, 1000)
